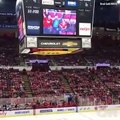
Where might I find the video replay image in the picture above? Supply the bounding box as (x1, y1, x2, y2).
(43, 9, 76, 35)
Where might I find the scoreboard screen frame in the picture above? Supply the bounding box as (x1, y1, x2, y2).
(20, 0, 95, 38)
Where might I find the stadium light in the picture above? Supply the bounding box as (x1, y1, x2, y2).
(0, 0, 2, 3)
(117, 0, 120, 4)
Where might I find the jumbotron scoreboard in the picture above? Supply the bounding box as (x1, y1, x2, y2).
(16, 0, 95, 55)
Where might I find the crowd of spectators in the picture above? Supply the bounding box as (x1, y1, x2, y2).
(62, 68, 114, 105)
(28, 71, 65, 96)
(0, 68, 25, 98)
(0, 67, 120, 111)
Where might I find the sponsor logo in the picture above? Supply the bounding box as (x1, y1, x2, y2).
(57, 109, 64, 112)
(62, 42, 78, 47)
(79, 107, 90, 111)
(68, 108, 75, 111)
(27, 25, 40, 30)
(80, 28, 90, 31)
(27, 21, 40, 35)
(15, 111, 30, 114)
(42, 0, 54, 5)
(40, 42, 61, 46)
(40, 109, 53, 113)
(67, 1, 77, 6)
(95, 106, 108, 111)
(55, 1, 62, 5)
(79, 23, 91, 36)
(38, 40, 80, 48)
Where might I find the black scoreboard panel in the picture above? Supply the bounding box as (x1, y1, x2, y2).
(23, 0, 95, 37)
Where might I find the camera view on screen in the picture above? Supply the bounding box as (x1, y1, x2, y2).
(43, 9, 76, 35)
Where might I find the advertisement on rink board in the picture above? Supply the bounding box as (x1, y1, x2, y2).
(1, 105, 120, 117)
(14, 110, 31, 115)
(39, 109, 53, 113)
(35, 107, 76, 115)
(0, 110, 33, 117)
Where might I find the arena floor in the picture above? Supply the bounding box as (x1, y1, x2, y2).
(1, 110, 120, 120)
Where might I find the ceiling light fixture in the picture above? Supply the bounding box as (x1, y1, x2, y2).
(117, 0, 120, 4)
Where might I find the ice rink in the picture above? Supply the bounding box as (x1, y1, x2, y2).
(1, 110, 120, 120)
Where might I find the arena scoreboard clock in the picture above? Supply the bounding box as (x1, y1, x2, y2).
(16, 0, 95, 55)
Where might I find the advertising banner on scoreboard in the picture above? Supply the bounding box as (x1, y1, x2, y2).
(79, 23, 91, 36)
(27, 37, 37, 48)
(27, 21, 40, 35)
(38, 39, 81, 48)
(82, 37, 91, 48)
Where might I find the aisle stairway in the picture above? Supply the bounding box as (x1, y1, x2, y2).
(22, 75, 33, 97)
(60, 75, 73, 93)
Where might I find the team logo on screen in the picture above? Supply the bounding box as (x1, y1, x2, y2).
(27, 21, 40, 35)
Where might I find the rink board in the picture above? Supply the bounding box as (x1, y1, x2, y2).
(1, 105, 120, 118)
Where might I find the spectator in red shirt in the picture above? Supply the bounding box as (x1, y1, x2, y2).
(59, 19, 68, 34)
(43, 14, 53, 34)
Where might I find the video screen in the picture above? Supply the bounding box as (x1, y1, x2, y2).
(43, 9, 76, 35)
